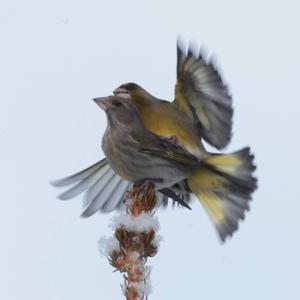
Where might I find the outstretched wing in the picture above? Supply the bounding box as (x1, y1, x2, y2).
(51, 159, 190, 216)
(51, 159, 131, 216)
(174, 39, 233, 150)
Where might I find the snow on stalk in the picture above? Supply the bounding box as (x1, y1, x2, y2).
(99, 182, 161, 300)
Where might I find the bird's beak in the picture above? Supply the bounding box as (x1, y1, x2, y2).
(113, 87, 130, 99)
(93, 97, 109, 111)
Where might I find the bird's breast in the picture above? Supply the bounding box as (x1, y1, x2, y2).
(102, 131, 190, 189)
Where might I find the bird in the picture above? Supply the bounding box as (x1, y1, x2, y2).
(76, 40, 233, 211)
(53, 95, 257, 242)
(91, 95, 255, 241)
(112, 39, 233, 159)
(53, 39, 227, 213)
(52, 40, 257, 242)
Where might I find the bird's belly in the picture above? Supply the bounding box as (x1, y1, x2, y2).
(103, 142, 189, 189)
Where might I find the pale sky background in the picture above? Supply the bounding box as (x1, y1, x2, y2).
(1, 1, 300, 299)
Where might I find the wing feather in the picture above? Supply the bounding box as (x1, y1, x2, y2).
(175, 39, 233, 149)
(52, 159, 188, 215)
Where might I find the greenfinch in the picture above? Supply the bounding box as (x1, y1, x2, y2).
(52, 41, 257, 242)
(113, 40, 233, 158)
(53, 95, 256, 242)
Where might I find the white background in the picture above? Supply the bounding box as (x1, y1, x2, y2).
(1, 1, 299, 299)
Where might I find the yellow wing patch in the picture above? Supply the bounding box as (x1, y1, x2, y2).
(174, 42, 233, 149)
(175, 80, 192, 116)
(176, 80, 211, 130)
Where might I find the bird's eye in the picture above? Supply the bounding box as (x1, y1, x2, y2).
(112, 99, 122, 107)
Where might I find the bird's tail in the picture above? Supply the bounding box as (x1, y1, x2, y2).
(187, 147, 257, 242)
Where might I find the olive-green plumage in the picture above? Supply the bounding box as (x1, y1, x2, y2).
(98, 96, 257, 242)
(113, 40, 233, 157)
(52, 40, 257, 242)
(53, 95, 256, 242)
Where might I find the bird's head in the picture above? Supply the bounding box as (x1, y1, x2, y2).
(113, 83, 152, 101)
(93, 95, 141, 128)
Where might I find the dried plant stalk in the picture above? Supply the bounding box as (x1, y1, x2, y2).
(105, 182, 160, 300)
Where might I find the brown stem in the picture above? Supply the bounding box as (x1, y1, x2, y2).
(108, 182, 158, 300)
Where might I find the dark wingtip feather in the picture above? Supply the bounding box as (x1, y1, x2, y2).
(175, 39, 233, 150)
(159, 188, 192, 210)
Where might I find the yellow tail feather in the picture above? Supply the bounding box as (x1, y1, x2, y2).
(187, 147, 257, 242)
